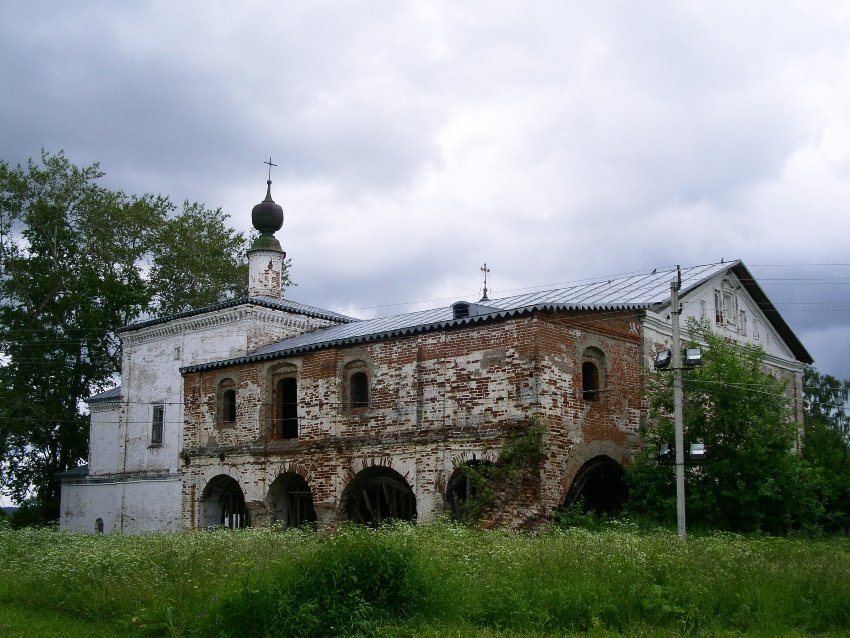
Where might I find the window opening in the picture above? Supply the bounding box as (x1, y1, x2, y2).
(218, 379, 236, 425)
(446, 460, 492, 521)
(267, 473, 317, 529)
(723, 291, 737, 328)
(151, 404, 164, 446)
(342, 467, 416, 526)
(201, 475, 248, 529)
(95, 518, 104, 533)
(714, 289, 724, 325)
(275, 377, 298, 439)
(582, 362, 600, 401)
(350, 371, 369, 409)
(562, 456, 628, 516)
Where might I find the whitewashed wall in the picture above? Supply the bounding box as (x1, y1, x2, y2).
(642, 271, 803, 373)
(63, 303, 340, 533)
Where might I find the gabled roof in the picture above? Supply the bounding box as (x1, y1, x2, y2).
(180, 261, 811, 373)
(86, 386, 122, 403)
(119, 296, 357, 333)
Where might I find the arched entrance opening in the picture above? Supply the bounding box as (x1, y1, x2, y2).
(266, 472, 317, 529)
(341, 466, 416, 526)
(445, 460, 493, 521)
(201, 474, 249, 528)
(563, 456, 628, 515)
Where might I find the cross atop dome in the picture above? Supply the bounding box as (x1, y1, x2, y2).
(248, 157, 287, 297)
(251, 157, 284, 251)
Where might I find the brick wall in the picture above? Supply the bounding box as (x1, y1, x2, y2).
(181, 309, 643, 529)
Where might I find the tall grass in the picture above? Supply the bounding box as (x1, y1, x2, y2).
(0, 519, 848, 636)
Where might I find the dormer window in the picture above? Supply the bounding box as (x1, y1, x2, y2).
(453, 302, 470, 319)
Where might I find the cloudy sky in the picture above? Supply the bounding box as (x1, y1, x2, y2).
(2, 1, 850, 380)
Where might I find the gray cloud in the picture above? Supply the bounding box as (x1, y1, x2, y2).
(2, 1, 850, 378)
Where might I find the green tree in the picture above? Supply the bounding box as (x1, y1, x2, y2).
(802, 367, 850, 532)
(0, 151, 274, 522)
(627, 319, 820, 533)
(150, 202, 254, 315)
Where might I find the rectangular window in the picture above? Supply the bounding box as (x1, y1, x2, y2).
(714, 290, 724, 325)
(151, 404, 164, 446)
(739, 310, 747, 336)
(700, 299, 707, 319)
(753, 319, 760, 339)
(723, 292, 737, 327)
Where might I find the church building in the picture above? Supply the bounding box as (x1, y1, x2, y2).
(59, 180, 812, 533)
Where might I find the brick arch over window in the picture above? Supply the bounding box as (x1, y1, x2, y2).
(343, 360, 370, 411)
(200, 474, 248, 528)
(581, 346, 607, 401)
(274, 376, 298, 439)
(341, 466, 416, 525)
(217, 378, 237, 425)
(561, 456, 627, 515)
(266, 472, 316, 529)
(445, 460, 494, 521)
(267, 363, 298, 440)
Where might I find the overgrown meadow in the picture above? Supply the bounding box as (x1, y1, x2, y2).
(1, 520, 848, 637)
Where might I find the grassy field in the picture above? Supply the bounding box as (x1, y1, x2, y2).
(0, 520, 848, 637)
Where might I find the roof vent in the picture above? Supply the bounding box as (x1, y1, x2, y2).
(453, 302, 470, 319)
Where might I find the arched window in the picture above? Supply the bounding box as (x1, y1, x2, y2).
(350, 371, 369, 408)
(562, 456, 628, 515)
(581, 347, 606, 402)
(582, 362, 599, 401)
(446, 460, 493, 522)
(344, 361, 370, 411)
(217, 378, 237, 425)
(341, 466, 416, 526)
(275, 377, 298, 439)
(266, 472, 317, 529)
(201, 475, 249, 529)
(95, 518, 104, 533)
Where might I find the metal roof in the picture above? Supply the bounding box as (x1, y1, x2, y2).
(119, 296, 356, 333)
(86, 386, 122, 403)
(484, 262, 732, 309)
(182, 262, 749, 374)
(57, 464, 89, 479)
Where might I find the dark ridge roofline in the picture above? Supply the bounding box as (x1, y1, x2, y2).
(57, 464, 89, 479)
(181, 302, 649, 374)
(119, 297, 357, 333)
(730, 262, 812, 364)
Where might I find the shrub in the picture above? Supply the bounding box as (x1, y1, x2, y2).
(208, 524, 425, 637)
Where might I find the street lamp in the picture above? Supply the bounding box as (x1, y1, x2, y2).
(684, 348, 702, 367)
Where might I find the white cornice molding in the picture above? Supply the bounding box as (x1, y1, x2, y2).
(121, 306, 334, 347)
(89, 401, 121, 413)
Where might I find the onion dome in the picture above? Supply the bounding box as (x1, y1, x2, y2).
(250, 180, 283, 251)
